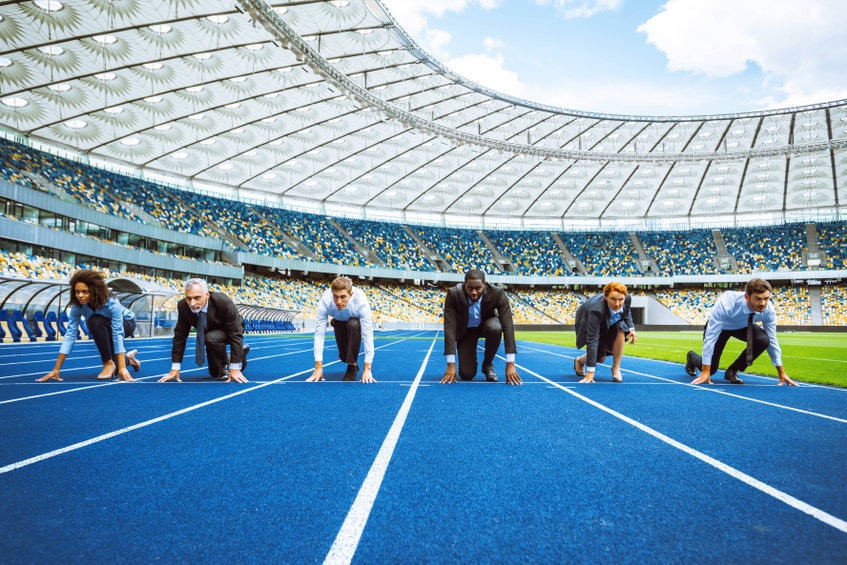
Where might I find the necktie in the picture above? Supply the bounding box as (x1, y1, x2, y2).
(195, 310, 206, 366)
(745, 312, 754, 366)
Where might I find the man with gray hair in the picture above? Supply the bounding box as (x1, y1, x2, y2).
(159, 278, 249, 383)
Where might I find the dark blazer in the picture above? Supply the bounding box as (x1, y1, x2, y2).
(171, 292, 245, 364)
(575, 293, 634, 368)
(443, 283, 516, 356)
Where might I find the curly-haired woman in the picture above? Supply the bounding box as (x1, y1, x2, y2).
(38, 269, 140, 382)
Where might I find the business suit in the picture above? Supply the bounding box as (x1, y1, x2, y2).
(443, 283, 516, 380)
(575, 293, 634, 370)
(172, 292, 245, 378)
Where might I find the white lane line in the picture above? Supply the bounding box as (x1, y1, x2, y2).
(0, 338, 407, 474)
(0, 369, 309, 475)
(519, 345, 847, 423)
(507, 356, 847, 535)
(0, 347, 315, 405)
(324, 334, 438, 565)
(0, 342, 300, 380)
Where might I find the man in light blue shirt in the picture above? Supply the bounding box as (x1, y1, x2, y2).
(687, 278, 797, 386)
(307, 276, 375, 383)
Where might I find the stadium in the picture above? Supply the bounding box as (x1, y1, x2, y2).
(1, 0, 846, 563)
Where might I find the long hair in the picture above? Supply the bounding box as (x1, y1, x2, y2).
(69, 269, 111, 310)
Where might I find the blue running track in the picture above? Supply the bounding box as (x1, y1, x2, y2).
(1, 331, 845, 564)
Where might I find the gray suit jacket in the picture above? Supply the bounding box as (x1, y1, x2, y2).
(575, 293, 633, 368)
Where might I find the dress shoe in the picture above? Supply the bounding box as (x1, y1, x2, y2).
(574, 358, 585, 378)
(217, 363, 229, 381)
(724, 367, 744, 384)
(685, 350, 698, 377)
(482, 363, 498, 382)
(126, 349, 141, 372)
(344, 364, 359, 381)
(241, 344, 250, 373)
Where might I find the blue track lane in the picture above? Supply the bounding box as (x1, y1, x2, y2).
(1, 333, 845, 564)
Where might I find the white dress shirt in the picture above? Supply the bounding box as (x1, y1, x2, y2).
(702, 291, 782, 367)
(314, 287, 374, 363)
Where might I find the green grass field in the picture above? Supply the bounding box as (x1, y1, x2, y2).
(516, 330, 847, 387)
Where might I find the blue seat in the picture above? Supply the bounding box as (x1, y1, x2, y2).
(14, 310, 37, 341)
(45, 312, 59, 341)
(35, 311, 56, 341)
(58, 311, 69, 336)
(0, 310, 18, 342)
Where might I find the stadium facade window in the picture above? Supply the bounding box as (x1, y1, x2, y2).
(0, 197, 222, 263)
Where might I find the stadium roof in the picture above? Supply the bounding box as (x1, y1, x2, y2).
(1, 0, 845, 228)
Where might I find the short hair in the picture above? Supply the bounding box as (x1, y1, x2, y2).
(745, 278, 772, 295)
(69, 269, 111, 310)
(464, 269, 485, 283)
(603, 281, 628, 297)
(331, 276, 353, 293)
(185, 278, 208, 294)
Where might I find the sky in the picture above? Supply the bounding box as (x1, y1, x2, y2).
(378, 0, 847, 116)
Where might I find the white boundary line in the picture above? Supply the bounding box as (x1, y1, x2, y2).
(519, 344, 847, 423)
(0, 338, 407, 474)
(0, 368, 309, 475)
(507, 356, 847, 535)
(0, 347, 315, 405)
(0, 342, 301, 380)
(323, 334, 438, 565)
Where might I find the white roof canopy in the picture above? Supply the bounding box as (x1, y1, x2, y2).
(1, 0, 845, 226)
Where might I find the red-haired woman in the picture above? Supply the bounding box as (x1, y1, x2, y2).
(38, 269, 140, 382)
(573, 281, 637, 383)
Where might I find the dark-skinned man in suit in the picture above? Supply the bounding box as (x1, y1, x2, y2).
(441, 269, 521, 385)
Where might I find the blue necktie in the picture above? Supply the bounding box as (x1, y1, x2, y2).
(196, 311, 206, 366)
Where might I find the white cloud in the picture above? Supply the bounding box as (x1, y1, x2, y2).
(445, 52, 527, 98)
(380, 0, 500, 56)
(534, 0, 623, 19)
(638, 0, 847, 108)
(483, 37, 505, 52)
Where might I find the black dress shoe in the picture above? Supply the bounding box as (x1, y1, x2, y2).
(482, 364, 498, 382)
(724, 367, 744, 384)
(241, 344, 250, 372)
(343, 364, 358, 381)
(685, 350, 698, 377)
(217, 363, 229, 381)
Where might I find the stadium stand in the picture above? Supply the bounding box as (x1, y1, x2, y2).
(512, 289, 583, 323)
(0, 137, 137, 221)
(722, 223, 807, 272)
(818, 221, 847, 270)
(337, 218, 433, 271)
(258, 207, 363, 264)
(639, 229, 717, 276)
(558, 231, 641, 276)
(821, 284, 847, 326)
(486, 230, 569, 276)
(411, 225, 499, 273)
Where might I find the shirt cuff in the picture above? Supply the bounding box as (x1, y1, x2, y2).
(506, 353, 515, 363)
(229, 363, 241, 371)
(586, 365, 596, 372)
(446, 354, 456, 364)
(171, 363, 181, 371)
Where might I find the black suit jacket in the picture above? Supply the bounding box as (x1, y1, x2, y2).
(575, 293, 634, 368)
(443, 283, 516, 356)
(171, 292, 245, 364)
